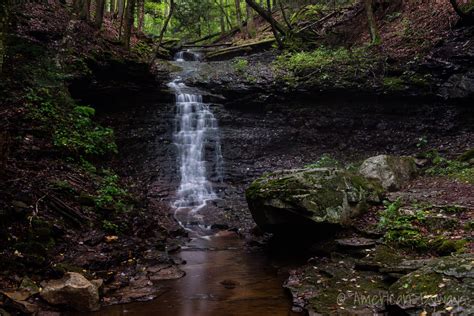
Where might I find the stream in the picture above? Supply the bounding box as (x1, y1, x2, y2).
(91, 52, 298, 315)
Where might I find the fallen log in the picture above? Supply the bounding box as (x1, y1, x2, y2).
(182, 43, 233, 48)
(184, 32, 222, 46)
(206, 38, 275, 61)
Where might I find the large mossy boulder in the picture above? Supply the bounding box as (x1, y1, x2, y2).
(40, 272, 101, 312)
(389, 254, 474, 314)
(246, 168, 383, 233)
(359, 155, 417, 191)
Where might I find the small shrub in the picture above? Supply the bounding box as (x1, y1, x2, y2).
(425, 151, 474, 184)
(102, 220, 120, 234)
(232, 58, 248, 73)
(378, 199, 428, 250)
(95, 170, 130, 212)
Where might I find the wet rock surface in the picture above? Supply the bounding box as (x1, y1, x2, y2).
(102, 77, 474, 235)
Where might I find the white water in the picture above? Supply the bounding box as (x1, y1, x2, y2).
(169, 51, 223, 229)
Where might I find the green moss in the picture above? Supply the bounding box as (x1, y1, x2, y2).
(430, 237, 467, 255)
(458, 148, 474, 162)
(383, 76, 405, 91)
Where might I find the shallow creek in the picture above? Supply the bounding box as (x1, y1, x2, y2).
(94, 231, 297, 316)
(87, 53, 299, 315)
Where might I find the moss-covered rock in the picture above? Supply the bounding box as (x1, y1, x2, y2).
(388, 254, 474, 315)
(246, 168, 383, 233)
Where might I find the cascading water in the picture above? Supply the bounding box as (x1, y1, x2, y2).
(169, 51, 223, 232)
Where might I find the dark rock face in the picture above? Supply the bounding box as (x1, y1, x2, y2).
(102, 89, 474, 233)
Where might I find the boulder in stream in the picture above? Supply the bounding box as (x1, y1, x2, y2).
(40, 272, 101, 312)
(246, 168, 383, 233)
(359, 155, 417, 191)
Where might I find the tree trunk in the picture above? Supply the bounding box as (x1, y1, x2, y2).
(266, 0, 283, 48)
(118, 0, 125, 40)
(278, 0, 291, 30)
(157, 0, 174, 51)
(117, 0, 125, 20)
(246, 3, 255, 38)
(235, 0, 243, 31)
(137, 0, 145, 33)
(364, 0, 380, 45)
(94, 0, 106, 28)
(0, 0, 8, 74)
(244, 0, 286, 35)
(219, 0, 226, 33)
(81, 0, 91, 21)
(149, 0, 174, 65)
(110, 0, 115, 15)
(123, 0, 136, 49)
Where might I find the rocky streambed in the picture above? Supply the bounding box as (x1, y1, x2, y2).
(90, 60, 474, 314)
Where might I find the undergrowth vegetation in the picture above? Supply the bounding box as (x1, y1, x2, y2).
(25, 88, 117, 156)
(273, 46, 382, 87)
(424, 150, 474, 184)
(378, 199, 428, 250)
(378, 199, 468, 254)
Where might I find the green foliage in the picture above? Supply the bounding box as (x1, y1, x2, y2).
(378, 199, 428, 250)
(94, 170, 130, 212)
(26, 87, 117, 156)
(232, 58, 248, 73)
(415, 136, 428, 149)
(383, 76, 405, 91)
(425, 151, 474, 184)
(305, 154, 340, 168)
(274, 46, 379, 87)
(53, 106, 117, 156)
(102, 220, 120, 234)
(79, 156, 97, 174)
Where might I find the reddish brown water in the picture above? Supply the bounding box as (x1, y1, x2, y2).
(92, 231, 298, 316)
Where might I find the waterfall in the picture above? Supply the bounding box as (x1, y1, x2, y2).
(169, 52, 223, 227)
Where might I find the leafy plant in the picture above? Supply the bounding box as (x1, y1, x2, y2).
(232, 58, 248, 73)
(416, 136, 428, 149)
(53, 105, 118, 156)
(378, 199, 428, 250)
(94, 170, 130, 212)
(102, 220, 120, 234)
(425, 151, 474, 184)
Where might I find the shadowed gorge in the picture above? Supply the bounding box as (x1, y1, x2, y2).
(0, 0, 473, 315)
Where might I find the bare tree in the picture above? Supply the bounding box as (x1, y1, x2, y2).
(364, 0, 380, 45)
(137, 0, 145, 33)
(94, 0, 106, 29)
(123, 0, 136, 49)
(235, 0, 243, 31)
